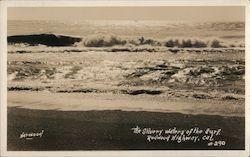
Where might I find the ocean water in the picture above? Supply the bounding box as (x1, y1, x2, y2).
(8, 20, 244, 40)
(7, 20, 245, 102)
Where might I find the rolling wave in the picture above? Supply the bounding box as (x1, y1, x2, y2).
(8, 34, 82, 46)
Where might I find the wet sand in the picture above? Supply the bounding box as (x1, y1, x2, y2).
(8, 107, 245, 150)
(7, 92, 245, 150)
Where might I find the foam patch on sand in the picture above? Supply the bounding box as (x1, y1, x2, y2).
(7, 91, 244, 117)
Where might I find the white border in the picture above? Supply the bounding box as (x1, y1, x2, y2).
(0, 0, 247, 7)
(0, 1, 249, 157)
(245, 1, 250, 157)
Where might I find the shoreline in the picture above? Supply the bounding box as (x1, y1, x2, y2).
(7, 91, 245, 117)
(7, 91, 245, 150)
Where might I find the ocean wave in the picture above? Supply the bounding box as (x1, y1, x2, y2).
(7, 85, 244, 102)
(8, 34, 82, 46)
(8, 33, 244, 48)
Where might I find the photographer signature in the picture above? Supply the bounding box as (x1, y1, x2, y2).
(19, 130, 44, 140)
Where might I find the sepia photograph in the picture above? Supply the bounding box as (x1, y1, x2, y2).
(1, 2, 248, 156)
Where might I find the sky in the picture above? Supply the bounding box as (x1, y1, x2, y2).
(8, 7, 244, 22)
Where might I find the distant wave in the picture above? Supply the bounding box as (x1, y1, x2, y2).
(7, 34, 82, 46)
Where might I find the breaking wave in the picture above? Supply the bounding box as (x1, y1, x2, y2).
(77, 35, 244, 48)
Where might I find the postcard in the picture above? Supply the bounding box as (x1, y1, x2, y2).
(0, 0, 249, 157)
